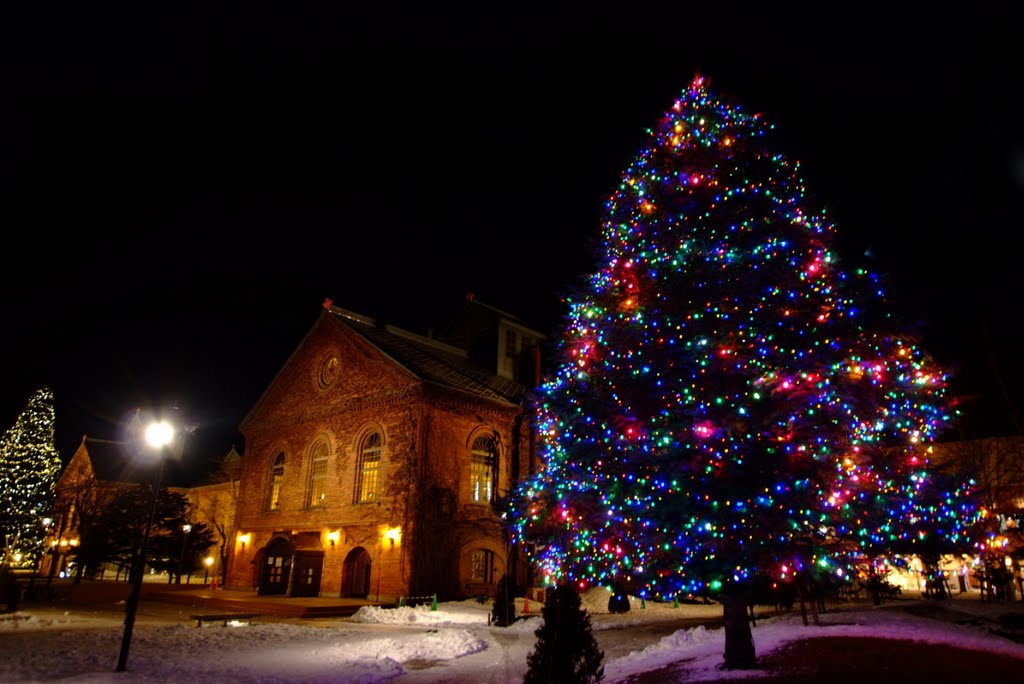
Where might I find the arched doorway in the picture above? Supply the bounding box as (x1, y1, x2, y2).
(258, 536, 293, 596)
(257, 533, 325, 597)
(342, 547, 372, 598)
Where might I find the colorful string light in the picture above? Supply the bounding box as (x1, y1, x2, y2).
(508, 75, 980, 600)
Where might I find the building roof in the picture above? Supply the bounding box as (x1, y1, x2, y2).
(325, 303, 533, 406)
(70, 435, 194, 489)
(74, 437, 153, 484)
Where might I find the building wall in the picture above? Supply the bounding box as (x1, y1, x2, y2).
(227, 313, 532, 601)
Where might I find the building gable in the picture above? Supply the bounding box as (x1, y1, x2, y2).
(242, 307, 424, 431)
(58, 438, 98, 492)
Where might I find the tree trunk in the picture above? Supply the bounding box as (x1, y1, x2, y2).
(73, 563, 85, 585)
(796, 573, 821, 625)
(722, 592, 756, 669)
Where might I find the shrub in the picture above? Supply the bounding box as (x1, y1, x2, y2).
(491, 573, 518, 627)
(524, 583, 604, 683)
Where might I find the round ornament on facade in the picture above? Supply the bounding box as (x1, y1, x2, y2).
(319, 355, 340, 388)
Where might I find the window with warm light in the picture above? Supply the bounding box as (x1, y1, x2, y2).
(355, 431, 382, 503)
(268, 452, 285, 510)
(308, 440, 329, 507)
(471, 548, 495, 583)
(266, 555, 284, 582)
(470, 435, 497, 503)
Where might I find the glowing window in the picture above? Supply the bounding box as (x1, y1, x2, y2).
(471, 549, 495, 582)
(470, 436, 496, 503)
(308, 441, 329, 507)
(356, 432, 382, 503)
(268, 452, 285, 511)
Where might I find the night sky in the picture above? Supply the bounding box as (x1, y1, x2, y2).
(4, 4, 1023, 484)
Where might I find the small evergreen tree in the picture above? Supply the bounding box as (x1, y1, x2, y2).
(524, 583, 604, 684)
(73, 484, 201, 582)
(0, 386, 62, 569)
(148, 520, 216, 583)
(491, 573, 518, 626)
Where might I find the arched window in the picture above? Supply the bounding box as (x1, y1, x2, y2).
(268, 452, 285, 510)
(308, 441, 329, 507)
(355, 432, 382, 503)
(470, 435, 497, 503)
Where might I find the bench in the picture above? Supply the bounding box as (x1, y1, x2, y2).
(397, 594, 437, 609)
(190, 612, 259, 627)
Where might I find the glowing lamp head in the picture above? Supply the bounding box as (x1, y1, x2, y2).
(144, 421, 175, 449)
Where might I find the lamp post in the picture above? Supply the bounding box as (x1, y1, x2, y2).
(177, 524, 192, 584)
(203, 556, 213, 584)
(116, 419, 174, 673)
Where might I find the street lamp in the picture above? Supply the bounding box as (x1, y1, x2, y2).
(204, 556, 213, 584)
(177, 524, 192, 584)
(116, 419, 174, 673)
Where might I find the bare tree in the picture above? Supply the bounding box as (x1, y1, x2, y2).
(196, 448, 242, 585)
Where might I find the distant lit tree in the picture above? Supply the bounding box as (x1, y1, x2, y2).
(0, 386, 62, 569)
(509, 75, 980, 668)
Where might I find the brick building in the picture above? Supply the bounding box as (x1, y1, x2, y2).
(43, 435, 236, 583)
(225, 296, 545, 601)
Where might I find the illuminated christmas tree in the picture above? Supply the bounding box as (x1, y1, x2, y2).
(0, 386, 62, 568)
(509, 75, 979, 667)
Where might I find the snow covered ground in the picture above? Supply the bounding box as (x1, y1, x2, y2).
(1, 587, 1022, 683)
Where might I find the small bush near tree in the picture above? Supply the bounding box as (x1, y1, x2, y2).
(491, 573, 518, 626)
(607, 584, 630, 614)
(524, 583, 604, 684)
